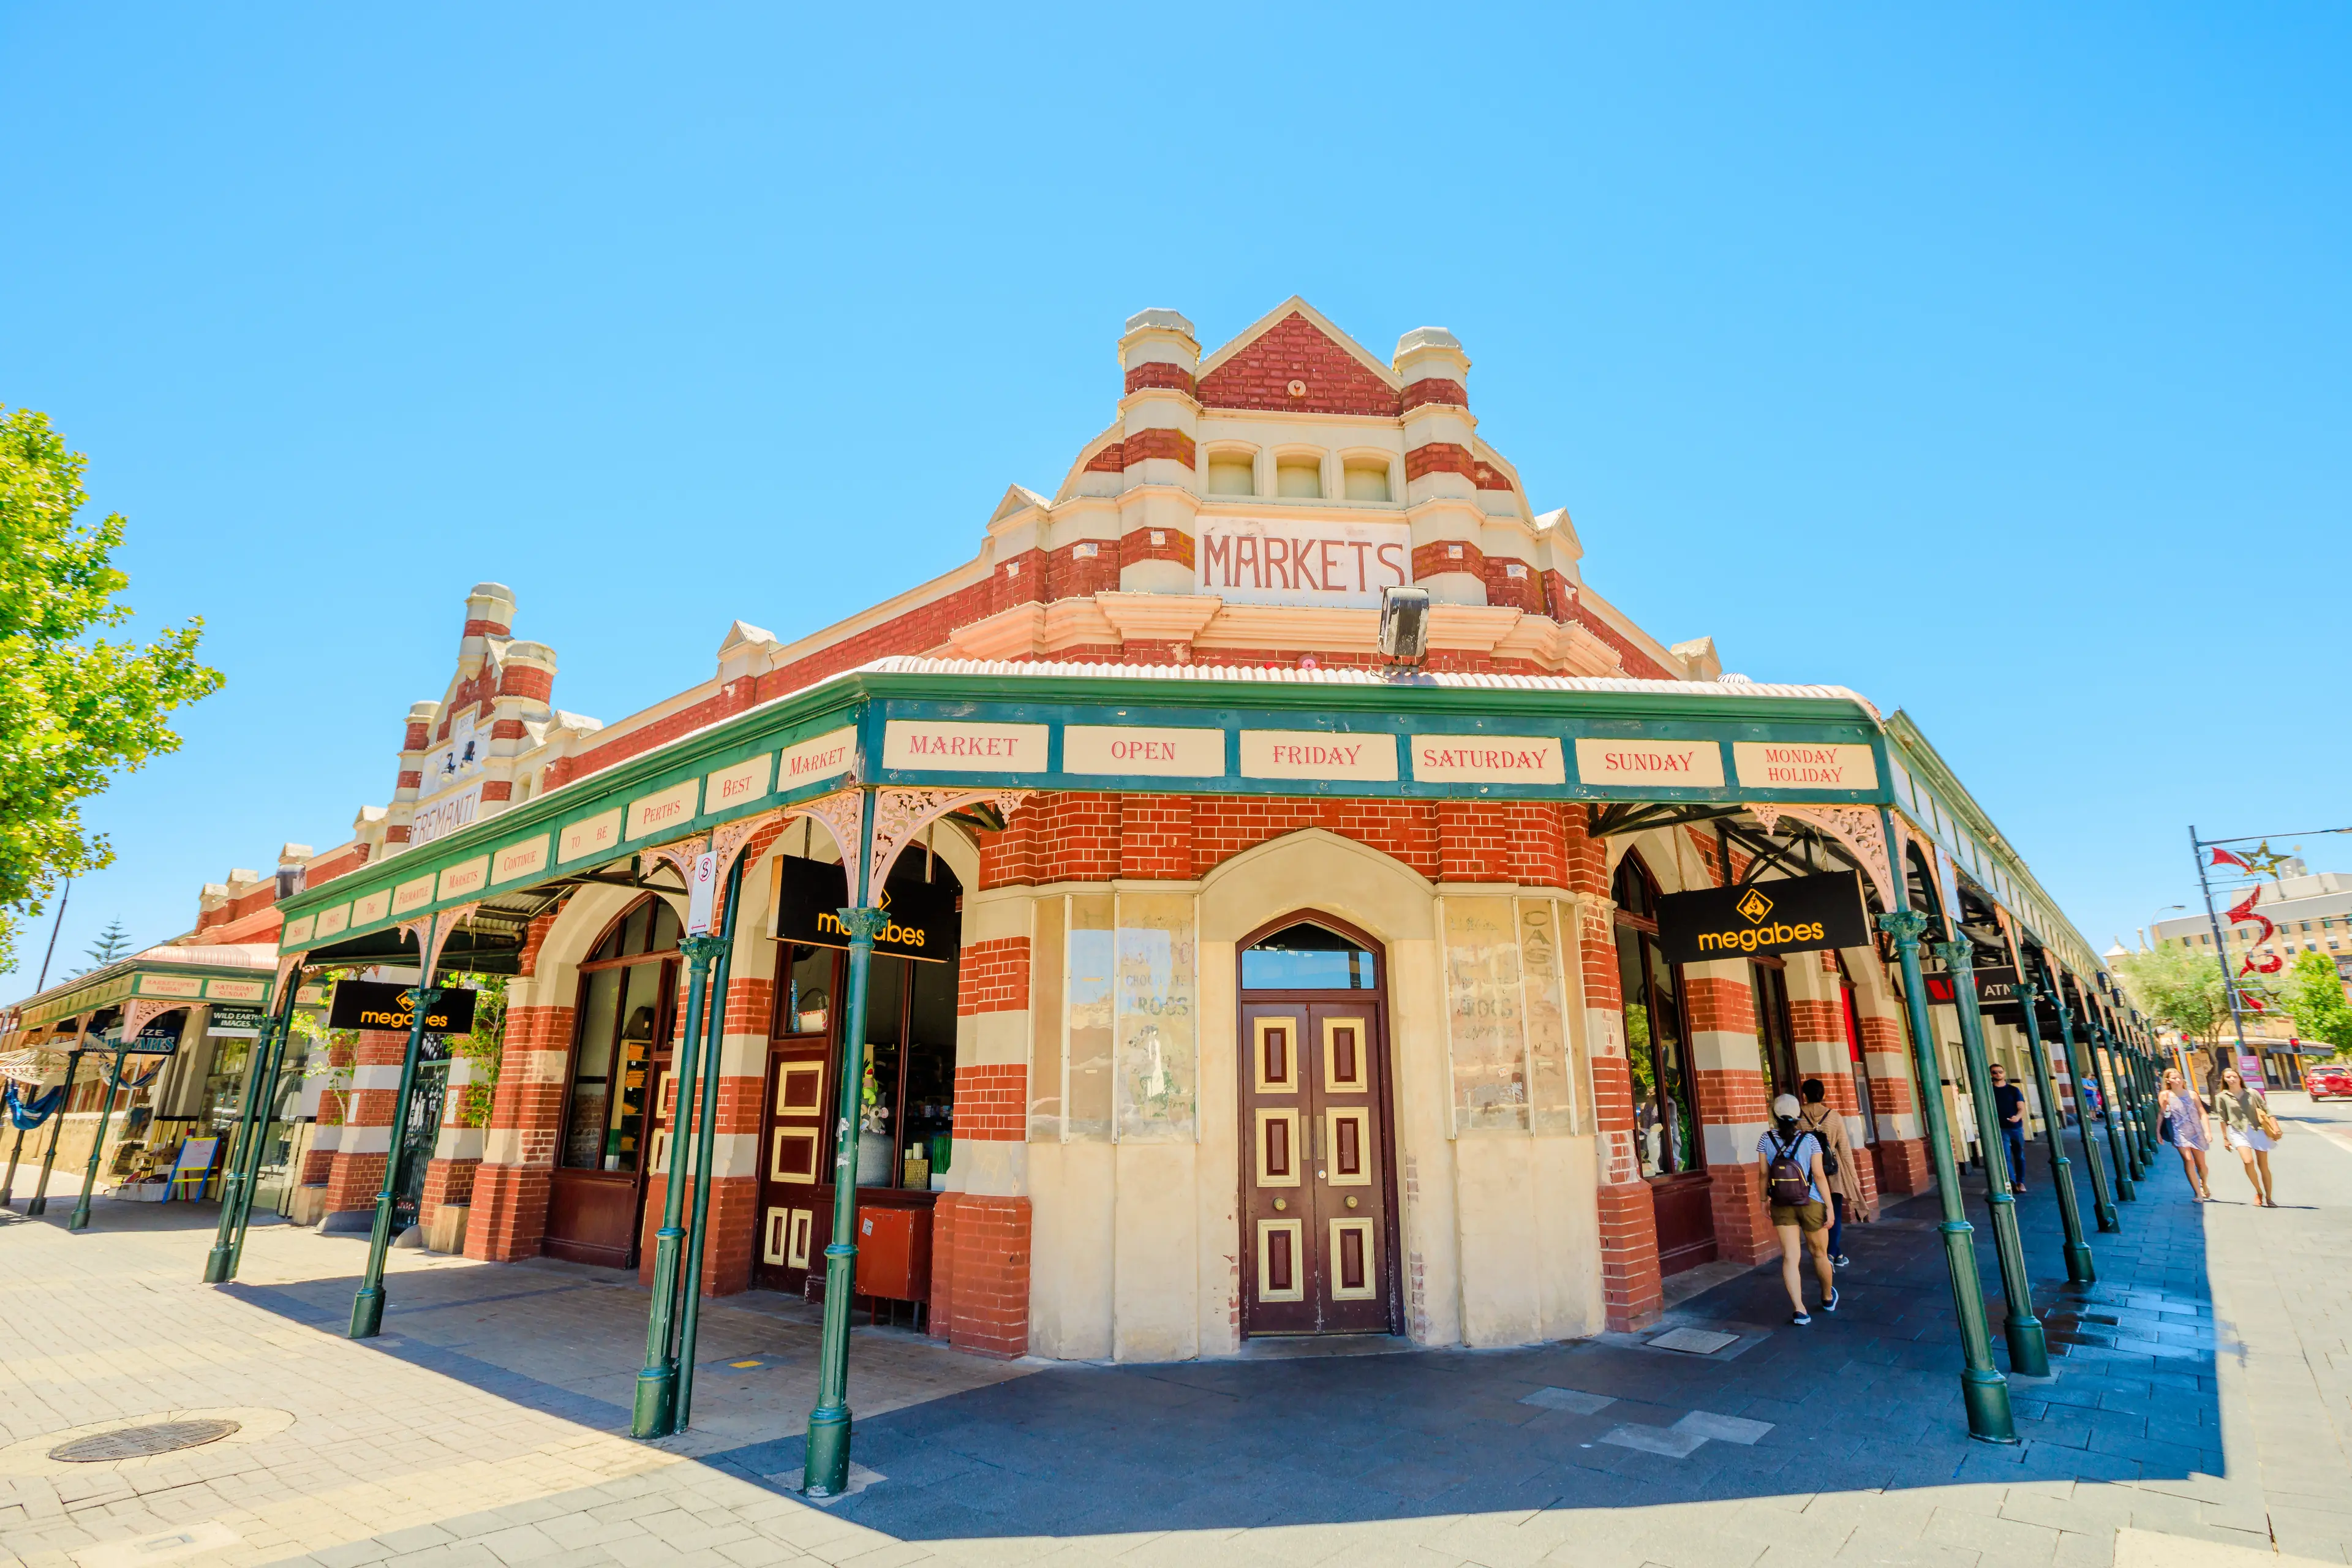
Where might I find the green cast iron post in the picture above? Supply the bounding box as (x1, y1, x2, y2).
(673, 857, 747, 1434)
(2013, 977, 2093, 1284)
(2044, 968, 2117, 1231)
(349, 983, 440, 1338)
(632, 930, 722, 1439)
(202, 1014, 277, 1277)
(26, 1049, 80, 1216)
(229, 977, 307, 1275)
(207, 975, 304, 1282)
(2107, 1020, 2145, 1204)
(2114, 1024, 2150, 1180)
(67, 1047, 130, 1232)
(2, 1124, 24, 1208)
(1938, 940, 2049, 1377)
(2136, 1042, 2160, 1163)
(806, 788, 883, 1498)
(1880, 902, 2015, 1441)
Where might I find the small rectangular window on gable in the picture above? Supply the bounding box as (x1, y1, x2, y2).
(1343, 461, 1391, 502)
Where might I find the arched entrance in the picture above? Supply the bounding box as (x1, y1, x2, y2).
(1612, 851, 1717, 1275)
(1235, 912, 1401, 1338)
(545, 894, 681, 1267)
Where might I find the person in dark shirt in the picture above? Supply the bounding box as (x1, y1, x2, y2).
(1990, 1063, 2028, 1194)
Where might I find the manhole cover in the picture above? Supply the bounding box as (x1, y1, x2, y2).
(1647, 1327, 1740, 1355)
(48, 1419, 240, 1462)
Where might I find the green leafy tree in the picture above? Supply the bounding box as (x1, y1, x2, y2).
(2283, 949, 2352, 1058)
(2114, 940, 2233, 1050)
(0, 408, 224, 973)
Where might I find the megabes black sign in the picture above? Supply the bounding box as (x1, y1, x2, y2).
(327, 980, 477, 1036)
(775, 860, 956, 964)
(1655, 871, 1871, 967)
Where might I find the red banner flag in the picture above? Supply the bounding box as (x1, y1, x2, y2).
(2212, 846, 2253, 872)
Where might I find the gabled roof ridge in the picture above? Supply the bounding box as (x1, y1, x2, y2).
(1196, 296, 1403, 390)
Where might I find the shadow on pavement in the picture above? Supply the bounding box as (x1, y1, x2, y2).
(214, 1121, 2222, 1536)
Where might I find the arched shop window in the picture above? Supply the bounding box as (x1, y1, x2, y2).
(559, 896, 681, 1172)
(1242, 921, 1380, 990)
(1613, 853, 1702, 1178)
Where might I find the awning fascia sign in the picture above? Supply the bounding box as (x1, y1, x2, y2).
(868, 695, 1886, 802)
(276, 695, 869, 952)
(273, 668, 1892, 952)
(15, 963, 276, 1033)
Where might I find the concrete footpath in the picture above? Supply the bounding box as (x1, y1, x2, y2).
(6, 1098, 2352, 1568)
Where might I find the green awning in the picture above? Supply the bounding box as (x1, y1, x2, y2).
(273, 659, 1899, 970)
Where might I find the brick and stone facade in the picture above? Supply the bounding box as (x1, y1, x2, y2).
(151, 296, 2120, 1370)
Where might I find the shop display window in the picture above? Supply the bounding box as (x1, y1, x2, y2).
(559, 897, 678, 1174)
(1614, 854, 1702, 1178)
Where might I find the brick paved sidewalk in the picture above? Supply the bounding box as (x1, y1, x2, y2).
(5, 1100, 2351, 1568)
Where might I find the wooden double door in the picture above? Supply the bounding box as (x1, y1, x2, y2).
(1238, 998, 1401, 1336)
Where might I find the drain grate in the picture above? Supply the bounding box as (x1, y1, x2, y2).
(49, 1419, 240, 1462)
(1646, 1326, 1740, 1355)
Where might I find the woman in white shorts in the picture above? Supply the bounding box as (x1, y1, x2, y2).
(2213, 1067, 2278, 1208)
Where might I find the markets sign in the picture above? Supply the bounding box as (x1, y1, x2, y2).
(327, 981, 478, 1036)
(775, 862, 954, 963)
(1655, 872, 1869, 966)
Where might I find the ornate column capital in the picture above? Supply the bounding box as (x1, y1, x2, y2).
(1877, 909, 1929, 943)
(834, 907, 889, 944)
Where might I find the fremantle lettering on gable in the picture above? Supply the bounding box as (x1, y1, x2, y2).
(1196, 518, 1411, 609)
(409, 782, 484, 849)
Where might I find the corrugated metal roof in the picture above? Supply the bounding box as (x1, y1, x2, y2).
(858, 656, 1882, 715)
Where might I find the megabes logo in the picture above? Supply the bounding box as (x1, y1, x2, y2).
(1697, 919, 1830, 954)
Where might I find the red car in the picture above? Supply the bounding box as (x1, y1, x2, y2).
(2305, 1063, 2352, 1101)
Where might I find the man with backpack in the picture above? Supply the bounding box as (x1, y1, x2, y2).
(1758, 1093, 1839, 1325)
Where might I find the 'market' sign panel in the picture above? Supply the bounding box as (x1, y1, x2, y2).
(1654, 872, 1871, 966)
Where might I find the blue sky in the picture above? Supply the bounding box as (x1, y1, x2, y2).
(2, 5, 2346, 989)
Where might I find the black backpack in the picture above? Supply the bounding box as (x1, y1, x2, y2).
(1766, 1131, 1815, 1207)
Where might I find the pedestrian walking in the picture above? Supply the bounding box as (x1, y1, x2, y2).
(1758, 1092, 1838, 1325)
(2214, 1067, 2282, 1207)
(2158, 1066, 2213, 1201)
(1989, 1062, 2029, 1193)
(1797, 1077, 1874, 1268)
